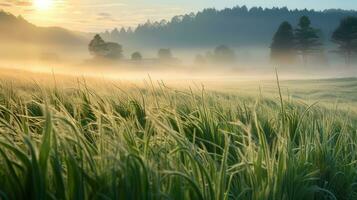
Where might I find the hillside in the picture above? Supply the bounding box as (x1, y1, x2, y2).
(0, 10, 93, 61)
(101, 6, 357, 48)
(0, 10, 88, 48)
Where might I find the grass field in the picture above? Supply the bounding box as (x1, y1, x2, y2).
(0, 71, 357, 199)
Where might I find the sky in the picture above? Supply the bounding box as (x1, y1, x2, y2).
(1, 0, 357, 32)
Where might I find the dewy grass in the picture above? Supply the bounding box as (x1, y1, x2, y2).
(0, 78, 357, 200)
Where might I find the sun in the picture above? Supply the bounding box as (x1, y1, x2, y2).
(34, 0, 53, 10)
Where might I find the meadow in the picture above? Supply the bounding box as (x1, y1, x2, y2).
(0, 70, 357, 200)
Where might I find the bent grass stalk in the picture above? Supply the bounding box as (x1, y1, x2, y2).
(0, 78, 356, 199)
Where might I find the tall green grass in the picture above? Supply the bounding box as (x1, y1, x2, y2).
(0, 78, 356, 200)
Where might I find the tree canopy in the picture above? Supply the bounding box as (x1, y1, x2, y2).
(213, 45, 235, 63)
(158, 49, 173, 60)
(100, 7, 356, 48)
(131, 52, 143, 61)
(270, 21, 296, 64)
(88, 34, 123, 59)
(294, 16, 322, 65)
(332, 17, 357, 65)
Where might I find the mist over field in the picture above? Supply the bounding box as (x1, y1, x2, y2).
(1, 2, 357, 200)
(0, 8, 356, 81)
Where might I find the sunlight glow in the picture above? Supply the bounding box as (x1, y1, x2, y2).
(34, 0, 53, 10)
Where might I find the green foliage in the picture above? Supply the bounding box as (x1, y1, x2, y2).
(131, 52, 143, 61)
(0, 80, 356, 200)
(332, 17, 357, 65)
(213, 45, 235, 64)
(295, 16, 322, 65)
(271, 21, 296, 64)
(158, 48, 173, 60)
(89, 34, 123, 59)
(195, 45, 236, 65)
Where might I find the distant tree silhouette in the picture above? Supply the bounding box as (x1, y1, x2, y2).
(100, 7, 356, 48)
(89, 34, 105, 55)
(213, 45, 235, 63)
(88, 34, 123, 59)
(271, 21, 296, 64)
(131, 52, 142, 61)
(295, 16, 322, 65)
(102, 30, 110, 39)
(194, 54, 206, 65)
(158, 49, 172, 60)
(332, 17, 357, 65)
(111, 28, 120, 41)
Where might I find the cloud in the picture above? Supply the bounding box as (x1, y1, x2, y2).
(23, 8, 35, 12)
(98, 12, 111, 17)
(96, 12, 120, 22)
(0, 3, 12, 7)
(77, 19, 89, 24)
(5, 0, 32, 7)
(97, 17, 120, 22)
(15, 1, 32, 6)
(81, 3, 126, 8)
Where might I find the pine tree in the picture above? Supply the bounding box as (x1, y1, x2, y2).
(332, 17, 357, 66)
(295, 16, 322, 66)
(271, 21, 296, 64)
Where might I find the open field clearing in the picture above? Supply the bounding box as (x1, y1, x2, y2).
(0, 70, 356, 199)
(2, 1, 357, 199)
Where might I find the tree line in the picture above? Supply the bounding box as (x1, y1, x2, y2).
(271, 16, 357, 65)
(88, 34, 175, 62)
(89, 14, 357, 66)
(100, 6, 357, 48)
(88, 34, 237, 65)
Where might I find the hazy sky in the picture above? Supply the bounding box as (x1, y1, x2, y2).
(2, 0, 357, 32)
